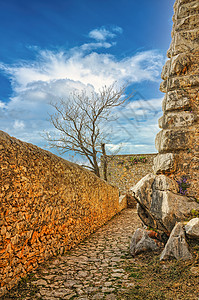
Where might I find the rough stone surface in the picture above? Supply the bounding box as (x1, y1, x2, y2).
(162, 89, 198, 113)
(100, 154, 156, 195)
(131, 174, 199, 233)
(160, 223, 192, 261)
(129, 228, 158, 256)
(155, 129, 193, 152)
(3, 209, 142, 300)
(0, 131, 125, 296)
(153, 153, 175, 174)
(157, 0, 199, 199)
(160, 111, 196, 129)
(185, 218, 199, 239)
(133, 0, 199, 236)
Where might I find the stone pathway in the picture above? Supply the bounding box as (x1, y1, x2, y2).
(26, 209, 141, 300)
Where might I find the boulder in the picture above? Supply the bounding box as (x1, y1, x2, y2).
(160, 222, 192, 260)
(185, 218, 199, 239)
(130, 228, 158, 257)
(153, 153, 175, 174)
(131, 174, 199, 233)
(155, 129, 192, 152)
(160, 111, 196, 129)
(162, 89, 192, 112)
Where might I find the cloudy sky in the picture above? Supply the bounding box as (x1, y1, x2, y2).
(0, 0, 175, 161)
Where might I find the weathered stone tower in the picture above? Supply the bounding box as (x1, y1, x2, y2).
(132, 0, 199, 234)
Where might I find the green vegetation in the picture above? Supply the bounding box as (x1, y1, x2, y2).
(190, 209, 199, 217)
(130, 156, 147, 164)
(118, 249, 199, 300)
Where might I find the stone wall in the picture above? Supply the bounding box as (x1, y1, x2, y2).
(156, 0, 199, 199)
(131, 0, 199, 235)
(0, 131, 125, 296)
(100, 154, 157, 194)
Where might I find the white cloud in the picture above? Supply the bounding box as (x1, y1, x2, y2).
(88, 26, 122, 41)
(14, 120, 25, 129)
(0, 100, 6, 108)
(1, 49, 163, 94)
(0, 26, 164, 154)
(80, 42, 114, 51)
(112, 26, 123, 34)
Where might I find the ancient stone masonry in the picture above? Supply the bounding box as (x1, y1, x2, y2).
(131, 0, 199, 235)
(0, 131, 126, 296)
(157, 0, 199, 198)
(100, 154, 157, 194)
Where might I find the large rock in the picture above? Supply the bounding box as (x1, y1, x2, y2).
(153, 153, 175, 174)
(160, 111, 196, 129)
(167, 29, 199, 57)
(160, 223, 192, 260)
(185, 218, 199, 239)
(130, 228, 158, 257)
(174, 1, 199, 19)
(162, 88, 198, 113)
(131, 174, 199, 233)
(155, 129, 192, 152)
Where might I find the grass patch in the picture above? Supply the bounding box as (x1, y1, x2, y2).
(118, 246, 199, 300)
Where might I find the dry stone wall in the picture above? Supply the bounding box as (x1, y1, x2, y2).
(0, 131, 124, 296)
(100, 154, 157, 194)
(131, 0, 199, 235)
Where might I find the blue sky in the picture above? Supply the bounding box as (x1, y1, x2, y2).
(0, 0, 175, 161)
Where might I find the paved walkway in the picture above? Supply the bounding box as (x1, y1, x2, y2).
(27, 209, 141, 300)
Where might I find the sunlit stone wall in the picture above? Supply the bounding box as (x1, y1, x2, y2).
(0, 131, 124, 296)
(154, 0, 199, 199)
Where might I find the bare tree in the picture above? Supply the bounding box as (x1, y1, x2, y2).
(45, 83, 131, 177)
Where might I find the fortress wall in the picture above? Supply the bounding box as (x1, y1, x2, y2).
(0, 131, 122, 296)
(131, 0, 199, 236)
(155, 0, 199, 199)
(100, 154, 157, 194)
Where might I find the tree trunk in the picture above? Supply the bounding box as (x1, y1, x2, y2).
(101, 143, 107, 181)
(93, 153, 100, 178)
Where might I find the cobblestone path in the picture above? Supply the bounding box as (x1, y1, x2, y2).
(26, 208, 141, 300)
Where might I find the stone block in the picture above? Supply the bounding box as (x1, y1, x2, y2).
(150, 190, 199, 232)
(185, 218, 199, 239)
(170, 53, 191, 76)
(160, 75, 199, 93)
(160, 111, 196, 129)
(155, 129, 191, 152)
(158, 116, 163, 129)
(176, 1, 199, 19)
(130, 174, 156, 208)
(162, 89, 193, 112)
(161, 53, 194, 80)
(160, 222, 192, 260)
(153, 175, 179, 193)
(175, 15, 199, 31)
(167, 29, 199, 57)
(131, 174, 199, 233)
(153, 153, 175, 174)
(161, 60, 170, 80)
(129, 228, 158, 256)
